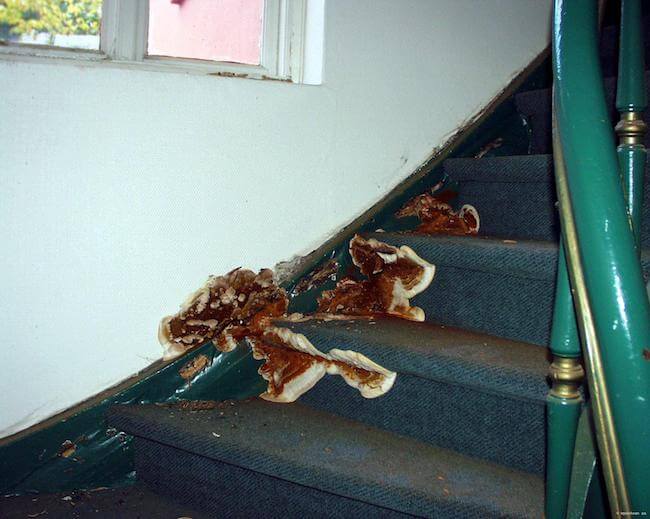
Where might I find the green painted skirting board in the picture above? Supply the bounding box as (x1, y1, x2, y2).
(0, 344, 266, 494)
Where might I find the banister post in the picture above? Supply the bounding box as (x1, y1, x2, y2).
(615, 0, 647, 247)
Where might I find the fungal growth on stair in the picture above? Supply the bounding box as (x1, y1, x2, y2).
(397, 191, 480, 236)
(317, 235, 435, 321)
(158, 243, 408, 403)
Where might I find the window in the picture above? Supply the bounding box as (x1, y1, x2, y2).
(0, 0, 102, 50)
(0, 0, 324, 84)
(148, 0, 263, 65)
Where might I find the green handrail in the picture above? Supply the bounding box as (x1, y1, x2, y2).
(553, 0, 650, 515)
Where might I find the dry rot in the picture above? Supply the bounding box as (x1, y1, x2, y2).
(318, 235, 435, 321)
(158, 242, 408, 402)
(397, 192, 480, 236)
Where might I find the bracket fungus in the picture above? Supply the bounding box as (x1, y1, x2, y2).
(158, 268, 287, 361)
(317, 235, 435, 321)
(250, 326, 396, 403)
(397, 192, 480, 236)
(158, 259, 399, 403)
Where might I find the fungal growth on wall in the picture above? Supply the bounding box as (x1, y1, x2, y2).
(397, 191, 480, 236)
(159, 234, 437, 403)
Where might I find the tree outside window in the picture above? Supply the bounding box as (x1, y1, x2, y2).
(0, 0, 101, 49)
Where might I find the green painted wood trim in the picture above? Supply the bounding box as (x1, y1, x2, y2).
(566, 407, 608, 519)
(618, 146, 647, 248)
(616, 0, 647, 252)
(546, 393, 582, 519)
(616, 0, 647, 112)
(0, 344, 265, 494)
(547, 242, 582, 519)
(549, 245, 581, 359)
(553, 0, 650, 512)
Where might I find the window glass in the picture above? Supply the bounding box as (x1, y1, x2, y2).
(0, 0, 101, 50)
(147, 0, 263, 65)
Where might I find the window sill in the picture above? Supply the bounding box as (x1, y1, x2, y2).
(0, 43, 309, 83)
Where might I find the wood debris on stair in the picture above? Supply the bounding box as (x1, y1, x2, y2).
(396, 190, 480, 236)
(158, 234, 438, 403)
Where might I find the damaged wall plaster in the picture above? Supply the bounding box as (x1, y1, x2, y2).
(0, 0, 552, 437)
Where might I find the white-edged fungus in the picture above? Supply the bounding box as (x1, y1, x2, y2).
(158, 235, 443, 403)
(317, 235, 435, 321)
(250, 326, 396, 403)
(158, 268, 288, 360)
(396, 192, 480, 235)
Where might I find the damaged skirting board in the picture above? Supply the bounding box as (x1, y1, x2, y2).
(0, 47, 549, 495)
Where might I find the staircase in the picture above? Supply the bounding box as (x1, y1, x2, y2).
(106, 20, 650, 519)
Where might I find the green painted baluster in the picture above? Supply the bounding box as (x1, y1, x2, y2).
(553, 0, 650, 513)
(546, 246, 584, 519)
(616, 0, 647, 246)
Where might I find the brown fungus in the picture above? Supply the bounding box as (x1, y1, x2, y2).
(157, 235, 443, 403)
(249, 326, 395, 403)
(317, 235, 435, 321)
(158, 268, 288, 360)
(396, 193, 480, 236)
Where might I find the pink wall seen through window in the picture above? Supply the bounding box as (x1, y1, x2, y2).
(148, 0, 264, 65)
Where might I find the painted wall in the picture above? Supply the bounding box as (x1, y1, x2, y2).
(0, 0, 552, 438)
(148, 0, 264, 64)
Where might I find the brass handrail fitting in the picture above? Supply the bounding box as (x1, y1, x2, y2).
(548, 355, 584, 400)
(615, 111, 647, 146)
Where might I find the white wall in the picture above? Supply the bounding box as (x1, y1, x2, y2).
(0, 0, 552, 438)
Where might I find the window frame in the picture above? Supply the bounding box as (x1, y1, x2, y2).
(0, 0, 314, 83)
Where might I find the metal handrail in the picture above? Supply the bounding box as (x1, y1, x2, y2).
(551, 0, 650, 515)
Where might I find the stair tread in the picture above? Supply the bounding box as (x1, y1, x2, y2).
(109, 400, 544, 518)
(367, 232, 558, 280)
(281, 317, 548, 402)
(444, 154, 553, 183)
(365, 232, 650, 280)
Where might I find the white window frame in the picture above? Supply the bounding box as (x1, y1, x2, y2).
(0, 0, 322, 84)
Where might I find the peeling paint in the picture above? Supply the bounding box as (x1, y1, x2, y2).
(397, 192, 480, 236)
(474, 137, 504, 158)
(208, 71, 249, 79)
(291, 259, 339, 296)
(178, 354, 211, 382)
(260, 75, 292, 82)
(58, 440, 76, 459)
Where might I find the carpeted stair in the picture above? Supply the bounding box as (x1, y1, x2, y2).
(105, 16, 650, 519)
(108, 400, 543, 518)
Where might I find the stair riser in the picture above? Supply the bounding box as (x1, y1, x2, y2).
(301, 373, 545, 475)
(134, 438, 410, 519)
(454, 170, 650, 248)
(457, 181, 558, 241)
(516, 73, 650, 153)
(523, 112, 650, 155)
(414, 265, 554, 346)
